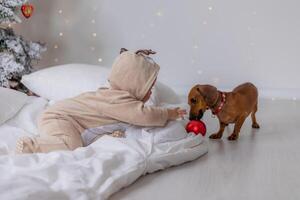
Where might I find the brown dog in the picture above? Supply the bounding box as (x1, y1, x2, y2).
(188, 82, 260, 140)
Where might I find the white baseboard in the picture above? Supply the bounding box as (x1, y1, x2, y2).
(171, 86, 300, 100)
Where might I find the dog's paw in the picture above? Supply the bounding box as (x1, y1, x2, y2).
(209, 133, 222, 139)
(227, 134, 238, 141)
(252, 123, 260, 129)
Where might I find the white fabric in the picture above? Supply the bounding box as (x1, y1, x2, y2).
(0, 132, 207, 200)
(0, 96, 207, 200)
(0, 87, 28, 126)
(81, 120, 188, 146)
(21, 63, 110, 101)
(81, 122, 128, 146)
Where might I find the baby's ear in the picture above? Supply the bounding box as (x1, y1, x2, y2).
(120, 48, 128, 54)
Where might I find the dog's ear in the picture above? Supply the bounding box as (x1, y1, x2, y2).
(120, 48, 128, 54)
(196, 85, 218, 107)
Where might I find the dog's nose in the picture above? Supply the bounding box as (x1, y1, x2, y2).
(189, 110, 204, 120)
(198, 111, 204, 119)
(189, 114, 197, 121)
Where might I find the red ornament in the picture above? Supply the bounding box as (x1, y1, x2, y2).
(21, 4, 34, 19)
(186, 120, 207, 136)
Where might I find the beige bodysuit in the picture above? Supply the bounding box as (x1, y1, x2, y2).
(16, 51, 168, 153)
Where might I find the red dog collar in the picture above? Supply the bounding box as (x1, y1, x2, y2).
(212, 92, 226, 115)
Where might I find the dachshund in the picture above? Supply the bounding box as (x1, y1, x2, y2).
(188, 82, 260, 140)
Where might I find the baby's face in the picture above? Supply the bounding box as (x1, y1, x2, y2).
(142, 89, 152, 103)
(142, 79, 156, 103)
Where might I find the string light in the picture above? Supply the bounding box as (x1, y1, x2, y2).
(51, 1, 268, 97)
(197, 70, 203, 75)
(156, 11, 163, 17)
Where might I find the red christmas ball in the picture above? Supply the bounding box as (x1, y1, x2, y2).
(186, 120, 207, 136)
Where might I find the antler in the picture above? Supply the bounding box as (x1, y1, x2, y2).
(120, 48, 128, 54)
(135, 49, 156, 56)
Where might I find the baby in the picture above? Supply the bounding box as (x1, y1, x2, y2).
(15, 49, 186, 154)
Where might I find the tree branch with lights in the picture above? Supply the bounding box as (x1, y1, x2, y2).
(0, 0, 46, 93)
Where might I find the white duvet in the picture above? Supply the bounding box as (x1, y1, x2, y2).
(0, 96, 208, 200)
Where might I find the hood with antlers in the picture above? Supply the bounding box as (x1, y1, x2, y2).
(108, 48, 160, 100)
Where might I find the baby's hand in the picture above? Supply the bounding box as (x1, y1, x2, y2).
(167, 107, 187, 120)
(111, 130, 125, 138)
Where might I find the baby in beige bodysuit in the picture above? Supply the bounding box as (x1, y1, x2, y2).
(15, 49, 186, 154)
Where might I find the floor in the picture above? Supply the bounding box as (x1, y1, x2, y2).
(110, 99, 300, 200)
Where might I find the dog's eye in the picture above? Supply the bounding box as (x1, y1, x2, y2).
(190, 98, 197, 104)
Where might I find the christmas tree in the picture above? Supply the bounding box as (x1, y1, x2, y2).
(0, 0, 46, 90)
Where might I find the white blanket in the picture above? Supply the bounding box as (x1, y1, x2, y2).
(0, 97, 208, 200)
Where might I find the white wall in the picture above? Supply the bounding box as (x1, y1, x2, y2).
(14, 0, 300, 98)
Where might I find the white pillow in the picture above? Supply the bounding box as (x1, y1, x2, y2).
(0, 87, 28, 125)
(21, 63, 110, 101)
(21, 63, 181, 104)
(146, 82, 181, 106)
(6, 96, 48, 135)
(154, 82, 181, 104)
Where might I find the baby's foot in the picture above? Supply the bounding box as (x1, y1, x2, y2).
(15, 136, 35, 154)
